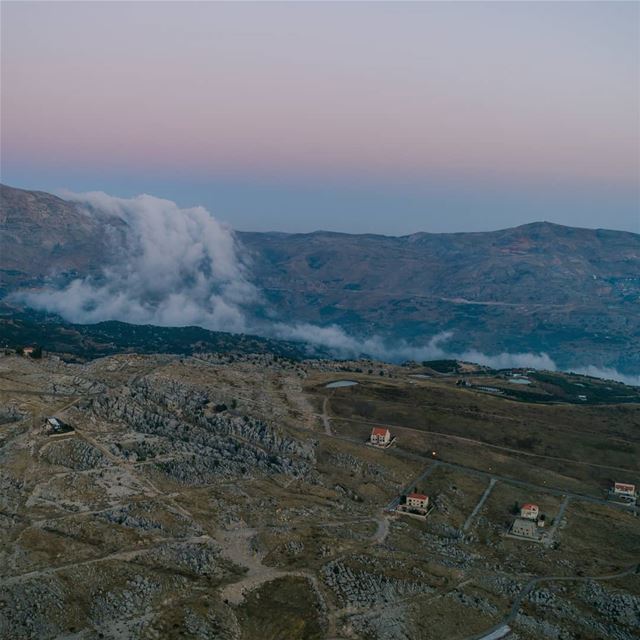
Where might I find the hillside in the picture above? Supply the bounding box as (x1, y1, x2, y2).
(0, 184, 115, 294)
(1, 184, 639, 373)
(239, 224, 640, 373)
(1, 351, 638, 639)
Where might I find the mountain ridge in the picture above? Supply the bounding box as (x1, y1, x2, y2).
(1, 183, 638, 373)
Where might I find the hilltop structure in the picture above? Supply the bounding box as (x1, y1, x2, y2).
(369, 427, 392, 448)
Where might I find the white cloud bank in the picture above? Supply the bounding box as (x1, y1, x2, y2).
(24, 191, 258, 332)
(21, 191, 638, 387)
(271, 324, 557, 371)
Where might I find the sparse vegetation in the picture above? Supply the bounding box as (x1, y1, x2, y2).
(0, 350, 638, 640)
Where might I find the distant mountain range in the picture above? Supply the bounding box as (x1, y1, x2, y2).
(1, 183, 639, 374)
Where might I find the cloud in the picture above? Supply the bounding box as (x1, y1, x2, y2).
(20, 190, 638, 388)
(273, 323, 557, 370)
(570, 365, 640, 388)
(279, 323, 638, 385)
(23, 191, 258, 332)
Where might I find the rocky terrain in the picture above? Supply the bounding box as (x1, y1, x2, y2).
(2, 183, 639, 373)
(0, 349, 638, 639)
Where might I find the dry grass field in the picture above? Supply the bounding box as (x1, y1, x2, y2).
(0, 354, 638, 639)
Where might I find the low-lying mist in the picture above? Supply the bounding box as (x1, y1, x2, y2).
(20, 191, 639, 387)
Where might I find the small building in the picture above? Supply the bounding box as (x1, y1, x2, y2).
(44, 416, 73, 435)
(370, 427, 391, 447)
(397, 491, 431, 519)
(511, 517, 539, 540)
(406, 493, 429, 511)
(46, 417, 63, 431)
(613, 482, 637, 499)
(23, 347, 35, 356)
(520, 503, 539, 520)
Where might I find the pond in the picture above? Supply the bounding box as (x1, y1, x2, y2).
(324, 380, 359, 388)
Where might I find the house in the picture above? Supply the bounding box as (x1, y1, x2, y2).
(370, 427, 391, 447)
(520, 503, 539, 520)
(511, 517, 539, 539)
(406, 493, 429, 511)
(23, 347, 35, 356)
(612, 482, 637, 499)
(397, 491, 431, 519)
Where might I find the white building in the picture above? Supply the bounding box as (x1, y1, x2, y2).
(46, 417, 62, 430)
(406, 493, 429, 511)
(370, 427, 391, 447)
(613, 482, 636, 499)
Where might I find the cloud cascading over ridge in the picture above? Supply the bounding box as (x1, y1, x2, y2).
(23, 191, 259, 332)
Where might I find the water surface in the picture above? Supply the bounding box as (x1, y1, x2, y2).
(325, 380, 359, 388)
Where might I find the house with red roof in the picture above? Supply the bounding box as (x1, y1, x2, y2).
(397, 491, 430, 519)
(613, 482, 636, 499)
(520, 503, 539, 520)
(370, 427, 391, 447)
(406, 493, 429, 511)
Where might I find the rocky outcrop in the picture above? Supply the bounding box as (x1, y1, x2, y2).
(322, 558, 433, 608)
(39, 438, 110, 471)
(88, 377, 315, 483)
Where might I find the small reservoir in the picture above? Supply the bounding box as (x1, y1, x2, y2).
(325, 380, 359, 389)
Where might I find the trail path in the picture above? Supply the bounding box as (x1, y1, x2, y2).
(546, 495, 571, 544)
(2, 535, 212, 586)
(463, 478, 497, 532)
(467, 563, 640, 640)
(373, 513, 390, 544)
(321, 395, 333, 435)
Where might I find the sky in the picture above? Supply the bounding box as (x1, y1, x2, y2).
(1, 1, 639, 234)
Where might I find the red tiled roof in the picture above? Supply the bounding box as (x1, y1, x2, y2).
(521, 503, 538, 510)
(408, 493, 428, 501)
(371, 427, 389, 436)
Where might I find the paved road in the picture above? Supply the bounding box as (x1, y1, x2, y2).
(304, 384, 638, 473)
(467, 563, 640, 640)
(199, 383, 639, 475)
(325, 426, 639, 517)
(323, 412, 638, 475)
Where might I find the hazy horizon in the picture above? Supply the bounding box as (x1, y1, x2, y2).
(2, 1, 639, 234)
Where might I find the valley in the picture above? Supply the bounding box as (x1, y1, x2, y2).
(2, 183, 640, 375)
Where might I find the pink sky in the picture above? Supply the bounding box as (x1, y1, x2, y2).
(2, 1, 638, 233)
